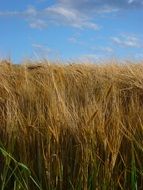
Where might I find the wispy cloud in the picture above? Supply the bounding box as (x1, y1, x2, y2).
(0, 5, 99, 30)
(32, 43, 51, 54)
(36, 0, 47, 2)
(68, 32, 114, 56)
(58, 0, 143, 10)
(68, 35, 86, 45)
(135, 52, 143, 59)
(0, 7, 37, 17)
(78, 53, 111, 62)
(80, 54, 101, 61)
(128, 0, 135, 4)
(44, 5, 100, 30)
(0, 11, 19, 16)
(29, 19, 47, 29)
(32, 43, 61, 59)
(91, 46, 113, 53)
(68, 36, 78, 44)
(0, 0, 142, 30)
(112, 34, 142, 48)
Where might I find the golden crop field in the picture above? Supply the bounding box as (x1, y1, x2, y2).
(0, 60, 143, 190)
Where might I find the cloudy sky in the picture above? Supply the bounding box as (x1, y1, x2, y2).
(0, 0, 143, 62)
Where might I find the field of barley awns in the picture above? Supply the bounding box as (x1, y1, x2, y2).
(1, 60, 143, 190)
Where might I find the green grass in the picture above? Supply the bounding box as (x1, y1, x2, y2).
(0, 145, 42, 190)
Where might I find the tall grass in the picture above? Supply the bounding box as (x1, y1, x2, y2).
(1, 60, 143, 189)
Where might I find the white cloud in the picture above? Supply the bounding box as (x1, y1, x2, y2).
(0, 5, 99, 30)
(79, 54, 101, 61)
(128, 0, 135, 4)
(0, 0, 142, 30)
(32, 43, 51, 59)
(112, 34, 142, 48)
(32, 43, 51, 52)
(46, 6, 77, 20)
(135, 53, 143, 59)
(57, 0, 120, 18)
(68, 32, 90, 47)
(45, 5, 99, 30)
(84, 54, 100, 59)
(58, 0, 143, 13)
(68, 34, 86, 45)
(37, 0, 47, 2)
(32, 43, 61, 59)
(68, 36, 78, 43)
(79, 53, 111, 62)
(101, 47, 113, 52)
(29, 19, 47, 29)
(91, 46, 113, 53)
(0, 7, 37, 17)
(25, 7, 37, 17)
(0, 11, 19, 16)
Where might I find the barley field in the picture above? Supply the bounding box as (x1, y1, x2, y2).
(0, 60, 143, 190)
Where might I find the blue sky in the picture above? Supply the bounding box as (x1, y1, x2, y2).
(0, 0, 143, 63)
